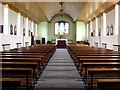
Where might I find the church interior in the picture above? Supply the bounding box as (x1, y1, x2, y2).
(0, 0, 120, 90)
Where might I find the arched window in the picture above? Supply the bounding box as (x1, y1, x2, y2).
(55, 21, 69, 35)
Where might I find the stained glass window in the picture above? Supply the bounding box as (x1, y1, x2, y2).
(55, 21, 69, 35)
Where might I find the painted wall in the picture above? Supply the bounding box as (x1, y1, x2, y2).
(119, 5, 120, 35)
(0, 4, 35, 51)
(88, 7, 119, 50)
(98, 16, 103, 36)
(48, 16, 76, 43)
(76, 22, 86, 41)
(92, 19, 96, 36)
(106, 9, 115, 35)
(0, 3, 4, 50)
(9, 8, 17, 35)
(119, 5, 120, 45)
(34, 23, 37, 39)
(0, 3, 3, 25)
(37, 22, 48, 43)
(88, 22, 90, 39)
(37, 16, 87, 44)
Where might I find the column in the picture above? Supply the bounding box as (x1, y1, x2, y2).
(115, 4, 119, 35)
(25, 17, 28, 36)
(17, 12, 21, 36)
(31, 21, 34, 35)
(4, 4, 9, 34)
(90, 21, 92, 37)
(103, 12, 106, 36)
(95, 17, 98, 36)
(35, 23, 37, 38)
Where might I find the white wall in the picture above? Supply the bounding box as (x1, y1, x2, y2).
(0, 34, 23, 51)
(118, 5, 120, 45)
(9, 8, 17, 35)
(92, 19, 96, 36)
(89, 36, 100, 47)
(98, 16, 103, 36)
(0, 4, 4, 50)
(0, 4, 32, 51)
(88, 22, 90, 39)
(0, 3, 3, 25)
(101, 35, 118, 50)
(28, 20, 31, 36)
(34, 23, 36, 38)
(106, 9, 115, 35)
(20, 15, 23, 36)
(24, 36, 31, 46)
(119, 5, 120, 35)
(88, 7, 119, 50)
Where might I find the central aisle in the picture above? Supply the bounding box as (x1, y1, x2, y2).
(34, 49, 85, 90)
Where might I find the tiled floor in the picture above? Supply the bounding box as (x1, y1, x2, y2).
(34, 49, 85, 90)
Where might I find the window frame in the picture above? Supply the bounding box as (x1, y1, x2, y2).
(54, 21, 70, 36)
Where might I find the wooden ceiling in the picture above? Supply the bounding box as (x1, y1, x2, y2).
(1, 1, 119, 23)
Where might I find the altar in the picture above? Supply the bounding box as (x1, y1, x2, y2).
(55, 39, 68, 45)
(56, 39, 68, 48)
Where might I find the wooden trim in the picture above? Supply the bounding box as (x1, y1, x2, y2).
(104, 4, 115, 13)
(97, 13, 103, 18)
(117, 1, 120, 5)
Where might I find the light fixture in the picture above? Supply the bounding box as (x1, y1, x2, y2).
(59, 2, 64, 17)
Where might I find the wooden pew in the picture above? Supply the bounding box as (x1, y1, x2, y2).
(67, 45, 120, 61)
(75, 56, 120, 68)
(1, 62, 38, 78)
(76, 58, 120, 83)
(1, 67, 33, 88)
(87, 68, 120, 90)
(82, 62, 120, 79)
(1, 52, 46, 55)
(2, 44, 56, 60)
(1, 57, 44, 87)
(76, 58, 120, 71)
(0, 78, 21, 89)
(1, 62, 39, 89)
(1, 57, 43, 72)
(0, 54, 45, 63)
(97, 79, 120, 90)
(0, 44, 56, 89)
(1, 54, 45, 59)
(67, 44, 120, 90)
(1, 44, 56, 74)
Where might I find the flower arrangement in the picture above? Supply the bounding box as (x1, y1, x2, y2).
(60, 35, 63, 39)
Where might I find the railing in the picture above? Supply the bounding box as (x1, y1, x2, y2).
(16, 43, 22, 48)
(95, 42, 98, 47)
(2, 44, 10, 51)
(102, 43, 107, 49)
(113, 44, 120, 51)
(25, 42, 29, 47)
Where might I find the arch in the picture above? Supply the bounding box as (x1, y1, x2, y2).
(50, 13, 74, 22)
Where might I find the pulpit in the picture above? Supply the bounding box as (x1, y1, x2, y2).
(56, 39, 68, 48)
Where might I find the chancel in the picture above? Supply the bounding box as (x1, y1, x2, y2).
(0, 0, 120, 90)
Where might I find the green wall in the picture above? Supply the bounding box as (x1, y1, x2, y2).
(48, 16, 76, 43)
(76, 22, 86, 41)
(37, 22, 48, 43)
(37, 16, 87, 44)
